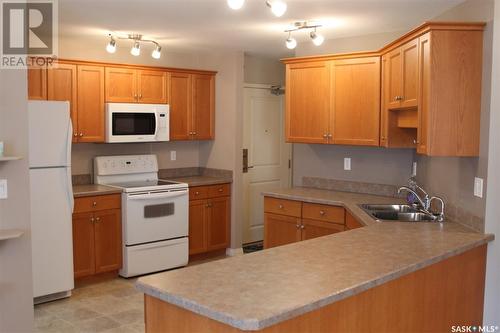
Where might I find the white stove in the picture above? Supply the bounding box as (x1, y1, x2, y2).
(94, 155, 189, 277)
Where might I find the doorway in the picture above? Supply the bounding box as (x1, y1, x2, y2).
(242, 84, 292, 245)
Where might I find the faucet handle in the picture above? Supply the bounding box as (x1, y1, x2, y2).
(430, 196, 445, 222)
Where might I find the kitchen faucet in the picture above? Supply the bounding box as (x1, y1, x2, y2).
(398, 180, 445, 222)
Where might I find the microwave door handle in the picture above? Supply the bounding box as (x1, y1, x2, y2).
(128, 191, 188, 201)
(155, 112, 159, 139)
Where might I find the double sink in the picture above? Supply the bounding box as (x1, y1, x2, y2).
(360, 204, 438, 222)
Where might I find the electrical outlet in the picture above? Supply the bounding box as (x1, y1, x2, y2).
(344, 158, 351, 171)
(474, 177, 484, 198)
(412, 162, 417, 177)
(0, 179, 7, 199)
(170, 151, 176, 161)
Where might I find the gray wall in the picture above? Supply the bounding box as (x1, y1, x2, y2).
(483, 0, 500, 322)
(292, 31, 414, 187)
(244, 53, 285, 86)
(415, 0, 494, 230)
(0, 70, 34, 330)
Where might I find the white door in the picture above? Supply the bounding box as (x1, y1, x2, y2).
(243, 85, 291, 244)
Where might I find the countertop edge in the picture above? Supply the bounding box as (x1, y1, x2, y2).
(136, 235, 493, 331)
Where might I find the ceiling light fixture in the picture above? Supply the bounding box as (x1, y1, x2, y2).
(266, 0, 287, 17)
(284, 21, 324, 49)
(227, 0, 245, 10)
(285, 32, 297, 50)
(105, 33, 162, 59)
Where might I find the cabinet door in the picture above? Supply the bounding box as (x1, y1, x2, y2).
(28, 66, 47, 100)
(72, 212, 95, 278)
(105, 67, 137, 103)
(285, 61, 330, 144)
(331, 57, 380, 146)
(47, 63, 78, 140)
(137, 70, 167, 104)
(263, 213, 301, 249)
(400, 39, 419, 108)
(345, 211, 363, 230)
(168, 72, 192, 140)
(94, 209, 122, 274)
(191, 74, 215, 140)
(207, 196, 230, 251)
(384, 48, 402, 110)
(417, 33, 431, 155)
(77, 65, 105, 142)
(189, 199, 207, 255)
(301, 219, 344, 241)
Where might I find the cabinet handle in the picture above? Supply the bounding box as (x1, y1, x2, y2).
(327, 134, 332, 138)
(278, 204, 284, 209)
(73, 133, 78, 137)
(134, 94, 138, 99)
(139, 94, 142, 99)
(300, 225, 305, 229)
(195, 191, 200, 195)
(218, 188, 223, 192)
(92, 201, 97, 207)
(79, 133, 83, 137)
(413, 139, 420, 144)
(323, 134, 328, 139)
(296, 224, 301, 229)
(95, 217, 100, 223)
(90, 217, 95, 223)
(319, 210, 325, 215)
(208, 203, 213, 208)
(193, 132, 197, 136)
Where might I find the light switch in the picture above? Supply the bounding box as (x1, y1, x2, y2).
(0, 179, 7, 199)
(344, 158, 351, 171)
(474, 177, 484, 198)
(170, 151, 177, 161)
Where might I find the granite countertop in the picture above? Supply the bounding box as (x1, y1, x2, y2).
(136, 187, 494, 331)
(73, 184, 122, 198)
(168, 175, 233, 187)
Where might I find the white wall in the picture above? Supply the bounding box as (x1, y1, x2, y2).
(0, 70, 34, 331)
(483, 0, 500, 323)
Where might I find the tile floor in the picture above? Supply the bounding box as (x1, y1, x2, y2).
(34, 278, 144, 333)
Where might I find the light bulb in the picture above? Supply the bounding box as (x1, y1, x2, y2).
(310, 31, 324, 46)
(268, 0, 287, 17)
(286, 37, 297, 49)
(131, 41, 140, 56)
(152, 45, 161, 59)
(106, 38, 116, 53)
(227, 0, 244, 10)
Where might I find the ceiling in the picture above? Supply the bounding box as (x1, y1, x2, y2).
(59, 0, 465, 58)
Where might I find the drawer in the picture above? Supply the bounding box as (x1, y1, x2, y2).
(264, 197, 302, 217)
(208, 183, 231, 198)
(302, 203, 345, 225)
(190, 186, 209, 200)
(74, 194, 121, 213)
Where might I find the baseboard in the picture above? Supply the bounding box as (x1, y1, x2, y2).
(226, 247, 244, 256)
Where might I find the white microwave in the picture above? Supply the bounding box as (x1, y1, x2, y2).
(106, 103, 169, 143)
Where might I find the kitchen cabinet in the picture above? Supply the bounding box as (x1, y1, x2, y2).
(105, 67, 167, 104)
(77, 65, 105, 142)
(168, 72, 215, 141)
(345, 211, 363, 230)
(188, 184, 231, 256)
(28, 65, 47, 100)
(72, 194, 122, 279)
(263, 197, 349, 249)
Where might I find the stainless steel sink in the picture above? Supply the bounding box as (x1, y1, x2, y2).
(360, 204, 438, 222)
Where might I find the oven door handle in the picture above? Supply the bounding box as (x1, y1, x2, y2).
(128, 190, 188, 201)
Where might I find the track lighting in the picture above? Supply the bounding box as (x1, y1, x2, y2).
(285, 32, 297, 49)
(227, 0, 244, 10)
(106, 34, 162, 59)
(284, 21, 325, 49)
(130, 41, 141, 56)
(310, 30, 324, 46)
(266, 0, 287, 17)
(106, 36, 116, 53)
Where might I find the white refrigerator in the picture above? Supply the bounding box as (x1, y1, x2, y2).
(29, 101, 74, 302)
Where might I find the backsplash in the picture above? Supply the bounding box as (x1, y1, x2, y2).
(302, 176, 400, 197)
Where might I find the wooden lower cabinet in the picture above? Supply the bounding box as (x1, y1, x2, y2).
(72, 195, 122, 279)
(264, 197, 357, 249)
(189, 184, 231, 256)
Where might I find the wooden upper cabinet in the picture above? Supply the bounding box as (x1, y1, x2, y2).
(105, 67, 137, 103)
(137, 70, 167, 104)
(77, 65, 105, 142)
(28, 66, 47, 100)
(384, 49, 402, 110)
(169, 72, 192, 140)
(286, 61, 330, 144)
(331, 57, 380, 146)
(47, 63, 78, 139)
(400, 39, 419, 108)
(94, 209, 122, 274)
(191, 74, 215, 140)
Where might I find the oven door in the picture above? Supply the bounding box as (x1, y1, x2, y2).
(123, 188, 189, 246)
(106, 110, 158, 143)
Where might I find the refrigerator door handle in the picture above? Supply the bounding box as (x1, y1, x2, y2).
(67, 167, 74, 213)
(66, 116, 74, 212)
(66, 117, 73, 167)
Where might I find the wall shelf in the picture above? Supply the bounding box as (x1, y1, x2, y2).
(0, 229, 24, 241)
(0, 156, 22, 162)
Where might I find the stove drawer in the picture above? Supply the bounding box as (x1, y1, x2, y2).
(74, 194, 121, 213)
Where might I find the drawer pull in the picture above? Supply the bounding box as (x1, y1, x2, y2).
(90, 217, 95, 223)
(300, 225, 305, 229)
(319, 210, 325, 215)
(278, 204, 284, 209)
(296, 224, 300, 229)
(218, 188, 223, 192)
(92, 201, 97, 207)
(195, 191, 200, 195)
